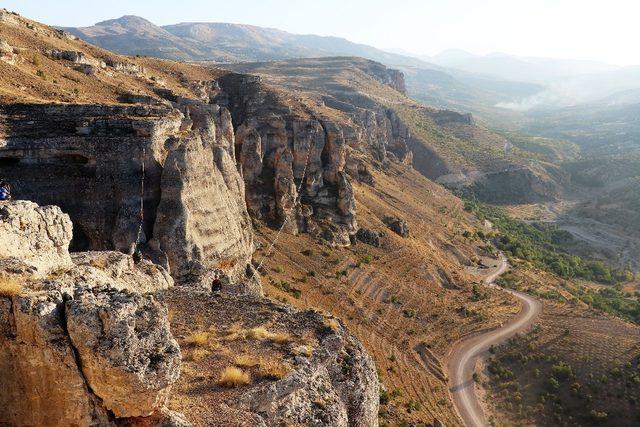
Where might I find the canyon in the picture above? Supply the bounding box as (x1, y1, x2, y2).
(3, 5, 638, 427)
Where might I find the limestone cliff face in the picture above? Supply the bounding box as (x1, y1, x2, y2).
(217, 72, 418, 247)
(0, 201, 182, 426)
(0, 102, 257, 294)
(218, 74, 360, 246)
(1, 200, 380, 427)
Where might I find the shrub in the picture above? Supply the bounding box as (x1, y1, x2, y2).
(551, 363, 573, 381)
(405, 399, 421, 412)
(589, 409, 608, 422)
(185, 348, 210, 361)
(234, 354, 260, 368)
(323, 318, 340, 333)
(546, 377, 560, 391)
(257, 359, 290, 380)
(390, 388, 402, 398)
(184, 331, 210, 347)
(403, 309, 417, 318)
(0, 276, 22, 297)
(361, 255, 373, 265)
(217, 366, 250, 387)
(247, 326, 291, 343)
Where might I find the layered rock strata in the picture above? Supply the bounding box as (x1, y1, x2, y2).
(0, 102, 257, 293)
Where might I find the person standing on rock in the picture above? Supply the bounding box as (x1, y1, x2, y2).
(0, 180, 11, 201)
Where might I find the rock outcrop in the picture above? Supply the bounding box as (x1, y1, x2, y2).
(167, 289, 380, 427)
(356, 227, 383, 247)
(218, 74, 359, 246)
(0, 201, 73, 277)
(0, 201, 182, 425)
(384, 216, 410, 238)
(0, 102, 257, 294)
(237, 323, 379, 426)
(0, 200, 379, 426)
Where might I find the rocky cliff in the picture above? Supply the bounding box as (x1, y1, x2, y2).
(0, 200, 380, 426)
(0, 102, 258, 294)
(216, 58, 419, 246)
(0, 201, 183, 426)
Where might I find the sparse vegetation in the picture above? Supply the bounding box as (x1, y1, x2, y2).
(323, 318, 340, 333)
(234, 354, 290, 379)
(462, 196, 632, 285)
(217, 366, 251, 387)
(0, 275, 23, 297)
(184, 331, 211, 347)
(257, 358, 290, 380)
(246, 326, 292, 343)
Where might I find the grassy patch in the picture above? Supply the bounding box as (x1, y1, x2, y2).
(0, 275, 22, 297)
(217, 366, 251, 387)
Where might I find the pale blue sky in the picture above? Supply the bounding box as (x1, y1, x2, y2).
(3, 0, 639, 65)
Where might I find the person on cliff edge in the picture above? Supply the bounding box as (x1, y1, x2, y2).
(0, 180, 11, 201)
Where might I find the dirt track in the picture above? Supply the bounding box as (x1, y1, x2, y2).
(448, 254, 542, 426)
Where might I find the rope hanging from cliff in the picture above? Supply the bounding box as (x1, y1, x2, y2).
(256, 144, 314, 272)
(134, 144, 146, 252)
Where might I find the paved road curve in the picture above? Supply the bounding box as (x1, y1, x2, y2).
(448, 254, 542, 426)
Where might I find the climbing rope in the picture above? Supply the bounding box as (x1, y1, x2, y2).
(134, 143, 146, 251)
(256, 143, 314, 272)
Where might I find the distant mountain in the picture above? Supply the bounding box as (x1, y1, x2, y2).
(64, 16, 429, 67)
(62, 16, 212, 61)
(63, 16, 543, 122)
(430, 49, 619, 83)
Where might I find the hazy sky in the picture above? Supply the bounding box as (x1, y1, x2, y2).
(4, 0, 639, 65)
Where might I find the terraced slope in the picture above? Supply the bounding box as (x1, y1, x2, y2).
(255, 162, 518, 425)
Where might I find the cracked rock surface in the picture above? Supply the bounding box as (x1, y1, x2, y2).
(0, 201, 183, 426)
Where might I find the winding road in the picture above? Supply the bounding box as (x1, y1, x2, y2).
(448, 254, 542, 426)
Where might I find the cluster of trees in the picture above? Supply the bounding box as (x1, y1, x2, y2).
(572, 286, 640, 324)
(462, 198, 634, 285)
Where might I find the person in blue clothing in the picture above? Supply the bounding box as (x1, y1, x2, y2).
(0, 180, 11, 201)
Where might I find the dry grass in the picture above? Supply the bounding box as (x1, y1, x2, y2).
(233, 354, 291, 380)
(89, 257, 108, 270)
(0, 275, 22, 297)
(217, 366, 251, 388)
(292, 345, 314, 358)
(184, 331, 211, 347)
(184, 348, 210, 362)
(257, 359, 291, 380)
(234, 354, 261, 368)
(323, 318, 340, 333)
(224, 325, 292, 344)
(247, 326, 292, 343)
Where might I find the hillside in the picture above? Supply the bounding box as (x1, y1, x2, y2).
(63, 15, 430, 66)
(0, 9, 523, 426)
(222, 57, 566, 204)
(61, 15, 544, 124)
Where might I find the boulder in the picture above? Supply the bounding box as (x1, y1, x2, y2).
(356, 228, 382, 247)
(0, 201, 184, 425)
(237, 315, 379, 427)
(66, 286, 181, 417)
(0, 200, 73, 277)
(384, 216, 409, 238)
